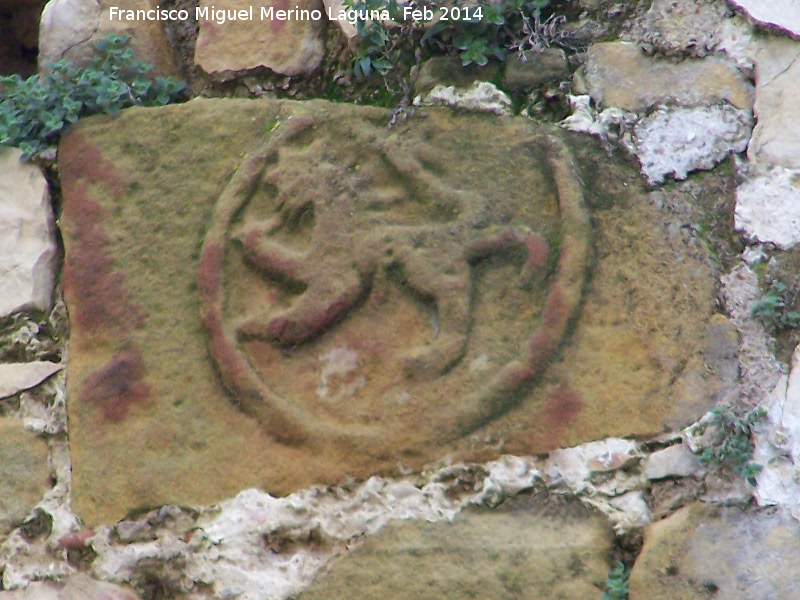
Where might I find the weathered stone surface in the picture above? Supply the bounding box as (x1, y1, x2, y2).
(633, 104, 752, 185)
(583, 41, 754, 111)
(627, 0, 734, 57)
(0, 418, 49, 535)
(753, 345, 800, 513)
(0, 575, 142, 600)
(503, 48, 569, 91)
(729, 0, 800, 37)
(414, 81, 513, 115)
(322, 0, 357, 40)
(59, 98, 723, 524)
(645, 444, 703, 480)
(297, 499, 613, 600)
(415, 56, 501, 95)
(747, 36, 800, 171)
(194, 0, 325, 77)
(629, 503, 800, 599)
(0, 147, 58, 319)
(38, 0, 179, 76)
(0, 362, 63, 399)
(666, 313, 740, 429)
(735, 167, 800, 250)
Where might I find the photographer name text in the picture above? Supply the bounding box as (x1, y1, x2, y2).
(109, 5, 485, 25)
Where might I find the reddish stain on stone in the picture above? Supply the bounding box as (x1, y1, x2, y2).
(243, 229, 303, 285)
(525, 233, 549, 270)
(203, 310, 248, 386)
(83, 349, 150, 422)
(197, 242, 224, 306)
(60, 132, 125, 197)
(60, 133, 144, 334)
(266, 285, 369, 346)
(269, 0, 289, 31)
(545, 381, 583, 428)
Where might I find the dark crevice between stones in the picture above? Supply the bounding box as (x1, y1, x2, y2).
(0, 0, 48, 76)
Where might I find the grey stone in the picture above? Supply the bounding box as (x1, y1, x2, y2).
(728, 0, 800, 38)
(0, 362, 63, 400)
(748, 36, 800, 171)
(628, 0, 733, 57)
(414, 81, 513, 115)
(633, 103, 752, 185)
(735, 168, 800, 250)
(630, 503, 800, 599)
(645, 444, 703, 480)
(0, 575, 142, 600)
(0, 147, 58, 318)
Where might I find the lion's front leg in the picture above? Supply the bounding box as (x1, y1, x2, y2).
(238, 265, 371, 347)
(393, 251, 472, 378)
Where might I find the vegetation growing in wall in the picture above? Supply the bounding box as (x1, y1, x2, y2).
(0, 34, 186, 161)
(345, 0, 577, 83)
(689, 406, 766, 486)
(752, 280, 800, 333)
(602, 561, 630, 600)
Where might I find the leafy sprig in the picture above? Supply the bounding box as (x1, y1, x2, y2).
(0, 34, 186, 160)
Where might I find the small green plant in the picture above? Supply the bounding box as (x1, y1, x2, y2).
(602, 561, 629, 600)
(752, 280, 800, 332)
(0, 34, 186, 160)
(421, 0, 556, 67)
(345, 0, 571, 82)
(690, 406, 766, 486)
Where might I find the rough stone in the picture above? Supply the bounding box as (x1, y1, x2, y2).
(666, 313, 741, 429)
(625, 0, 734, 58)
(322, 0, 358, 41)
(297, 499, 613, 600)
(583, 41, 754, 111)
(753, 344, 800, 513)
(414, 56, 501, 95)
(194, 0, 325, 77)
(735, 168, 800, 250)
(747, 36, 800, 171)
(38, 0, 179, 77)
(559, 94, 636, 153)
(0, 575, 142, 600)
(0, 362, 63, 399)
(503, 48, 569, 91)
(545, 438, 641, 492)
(721, 262, 783, 394)
(0, 418, 50, 535)
(645, 444, 703, 480)
(59, 97, 723, 524)
(728, 0, 800, 38)
(632, 104, 752, 185)
(629, 503, 800, 599)
(413, 81, 513, 115)
(0, 147, 58, 319)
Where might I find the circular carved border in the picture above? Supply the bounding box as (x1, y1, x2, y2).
(197, 115, 592, 449)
